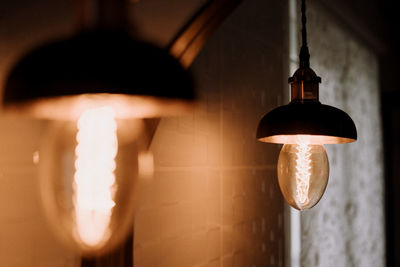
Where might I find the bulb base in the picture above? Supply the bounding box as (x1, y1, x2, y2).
(288, 66, 321, 103)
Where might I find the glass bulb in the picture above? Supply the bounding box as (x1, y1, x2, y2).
(277, 142, 329, 210)
(38, 106, 147, 256)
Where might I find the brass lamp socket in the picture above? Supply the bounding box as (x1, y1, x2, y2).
(288, 66, 321, 103)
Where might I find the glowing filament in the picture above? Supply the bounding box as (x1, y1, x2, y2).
(295, 142, 311, 207)
(73, 107, 118, 247)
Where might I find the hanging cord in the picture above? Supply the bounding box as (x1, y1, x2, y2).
(299, 0, 310, 68)
(301, 0, 307, 47)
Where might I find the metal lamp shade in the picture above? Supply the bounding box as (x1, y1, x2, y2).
(256, 102, 357, 144)
(2, 30, 195, 120)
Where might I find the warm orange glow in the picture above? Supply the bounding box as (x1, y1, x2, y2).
(138, 151, 154, 180)
(277, 138, 329, 210)
(295, 142, 311, 206)
(258, 134, 355, 144)
(3, 93, 195, 120)
(73, 106, 117, 247)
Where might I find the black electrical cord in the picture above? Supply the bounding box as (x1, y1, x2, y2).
(299, 0, 310, 68)
(301, 0, 307, 46)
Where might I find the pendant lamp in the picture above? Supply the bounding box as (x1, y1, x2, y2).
(2, 0, 195, 256)
(256, 0, 357, 210)
(2, 0, 194, 119)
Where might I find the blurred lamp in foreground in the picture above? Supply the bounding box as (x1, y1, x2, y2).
(256, 0, 357, 210)
(38, 107, 147, 254)
(2, 0, 194, 256)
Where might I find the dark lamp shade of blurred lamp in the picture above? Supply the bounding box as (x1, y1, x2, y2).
(256, 0, 357, 210)
(2, 0, 195, 256)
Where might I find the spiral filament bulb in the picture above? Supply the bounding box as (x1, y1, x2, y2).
(73, 107, 118, 247)
(295, 142, 311, 208)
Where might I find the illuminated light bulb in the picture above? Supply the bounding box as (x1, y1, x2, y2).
(38, 106, 150, 255)
(294, 142, 312, 206)
(277, 138, 329, 210)
(74, 107, 117, 247)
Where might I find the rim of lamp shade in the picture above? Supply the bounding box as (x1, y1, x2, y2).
(2, 30, 195, 120)
(256, 102, 357, 144)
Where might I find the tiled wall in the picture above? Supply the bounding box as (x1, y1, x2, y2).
(134, 0, 287, 266)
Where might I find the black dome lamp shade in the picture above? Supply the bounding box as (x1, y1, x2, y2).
(257, 0, 356, 144)
(2, 0, 195, 120)
(256, 0, 357, 211)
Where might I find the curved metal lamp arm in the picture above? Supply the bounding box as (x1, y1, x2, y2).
(168, 0, 243, 69)
(144, 0, 243, 150)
